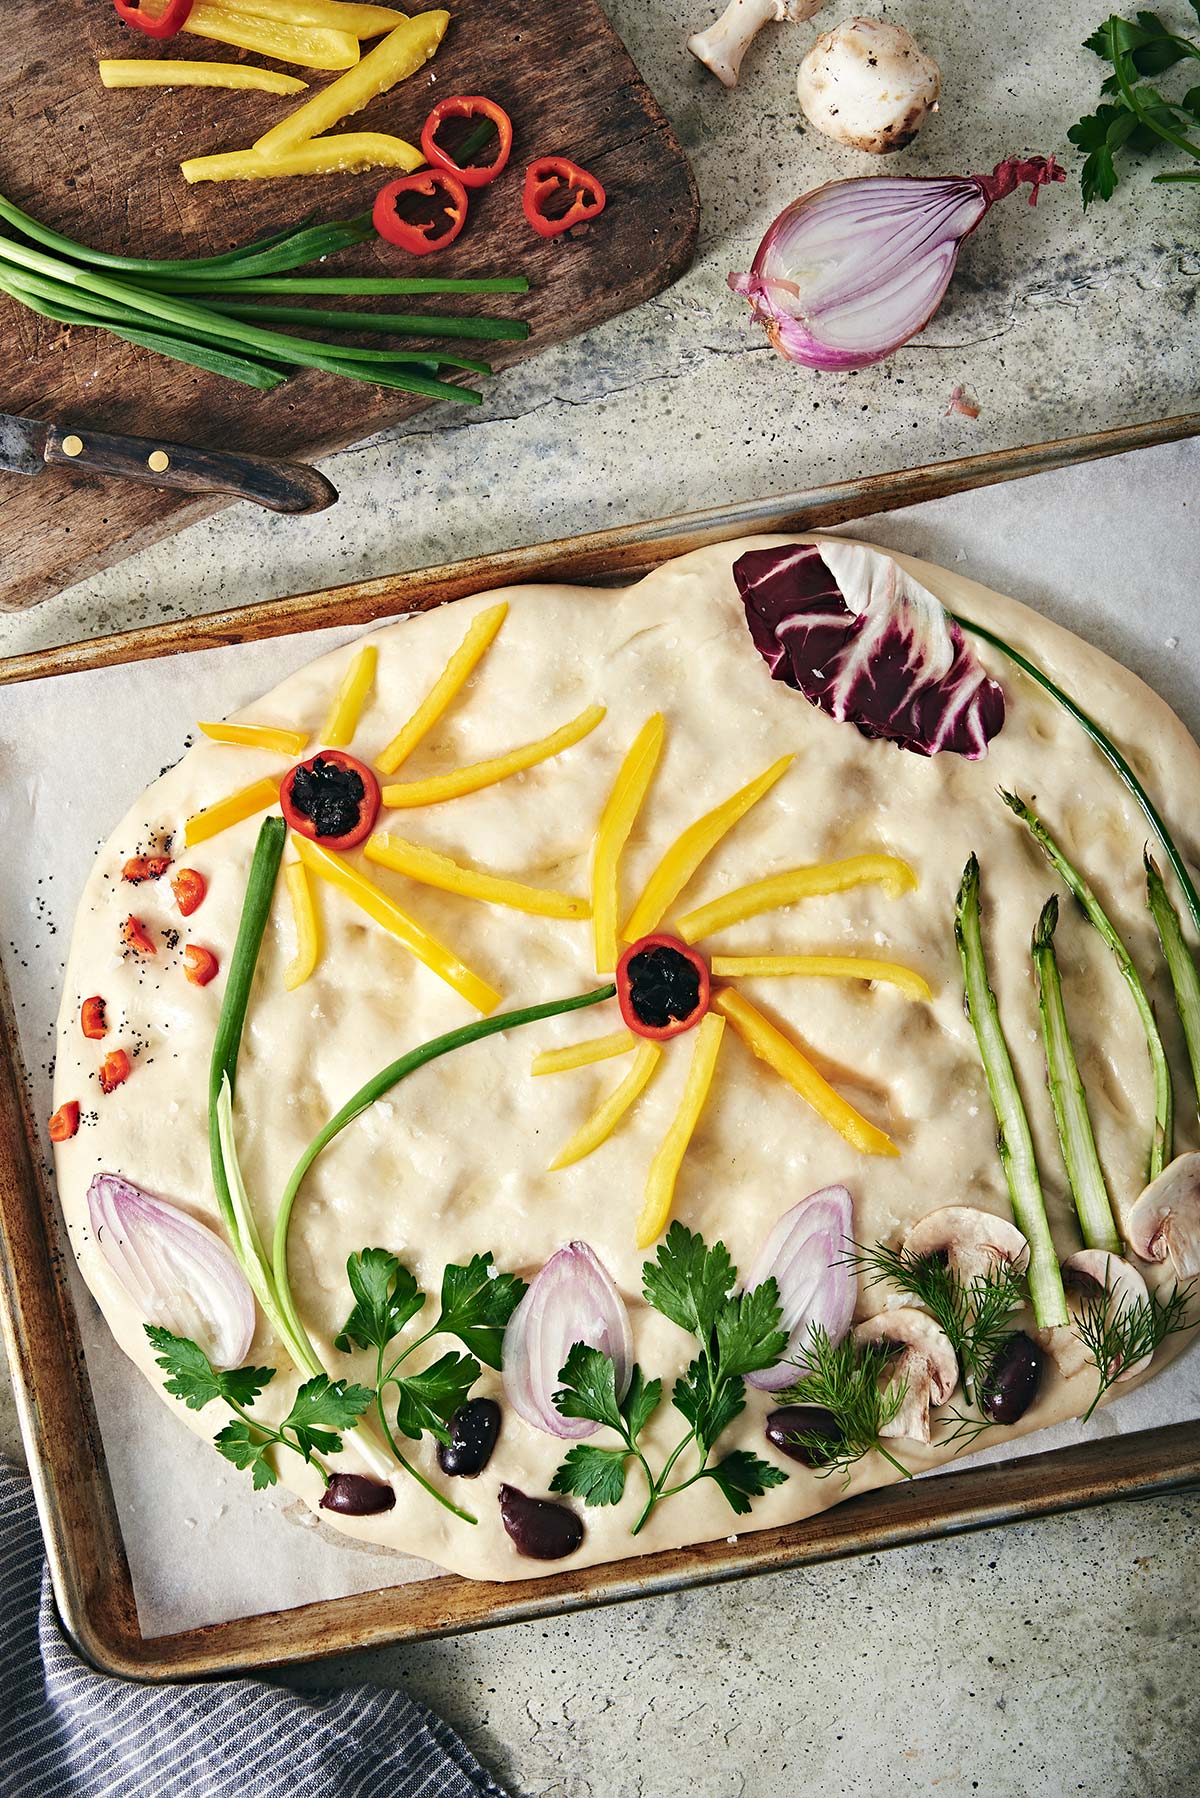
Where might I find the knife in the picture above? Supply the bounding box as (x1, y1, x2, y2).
(0, 412, 337, 514)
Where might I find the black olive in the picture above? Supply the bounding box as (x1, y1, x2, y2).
(979, 1332, 1044, 1425)
(765, 1404, 842, 1466)
(289, 757, 365, 839)
(626, 943, 702, 1030)
(498, 1484, 584, 1560)
(438, 1398, 501, 1478)
(320, 1472, 396, 1516)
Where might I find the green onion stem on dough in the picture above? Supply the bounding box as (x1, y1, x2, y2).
(955, 856, 1068, 1329)
(1001, 792, 1172, 1183)
(1031, 897, 1121, 1254)
(1146, 851, 1200, 1115)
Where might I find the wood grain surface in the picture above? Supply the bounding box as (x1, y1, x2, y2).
(0, 0, 698, 610)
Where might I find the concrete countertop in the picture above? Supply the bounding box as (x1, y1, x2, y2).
(1, 0, 1198, 1790)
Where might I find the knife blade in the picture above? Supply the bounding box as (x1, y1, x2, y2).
(0, 411, 337, 514)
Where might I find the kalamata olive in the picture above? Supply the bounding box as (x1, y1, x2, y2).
(498, 1484, 584, 1560)
(979, 1331, 1044, 1425)
(765, 1404, 841, 1466)
(438, 1398, 501, 1478)
(320, 1472, 396, 1516)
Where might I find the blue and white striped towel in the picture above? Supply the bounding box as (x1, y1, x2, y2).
(1, 1456, 510, 1798)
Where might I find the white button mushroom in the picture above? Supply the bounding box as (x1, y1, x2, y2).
(688, 0, 823, 90)
(903, 1205, 1029, 1289)
(1127, 1152, 1200, 1280)
(796, 17, 941, 154)
(1039, 1250, 1153, 1382)
(852, 1307, 957, 1442)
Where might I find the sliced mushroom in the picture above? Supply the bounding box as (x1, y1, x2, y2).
(1127, 1153, 1200, 1280)
(853, 1307, 957, 1443)
(903, 1205, 1029, 1288)
(688, 0, 822, 89)
(1039, 1250, 1152, 1382)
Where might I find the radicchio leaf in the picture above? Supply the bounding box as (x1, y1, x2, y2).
(734, 541, 1005, 759)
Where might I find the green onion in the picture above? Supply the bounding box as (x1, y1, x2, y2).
(1031, 897, 1121, 1254)
(1002, 792, 1172, 1181)
(204, 300, 530, 343)
(955, 856, 1068, 1328)
(955, 613, 1200, 938)
(148, 274, 530, 296)
(1146, 851, 1200, 1113)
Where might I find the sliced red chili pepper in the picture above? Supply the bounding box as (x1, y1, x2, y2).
(123, 853, 172, 884)
(617, 935, 710, 1040)
(171, 867, 207, 916)
(522, 156, 606, 240)
(372, 171, 469, 256)
(184, 944, 220, 988)
(280, 750, 381, 851)
(81, 996, 109, 1041)
(99, 1050, 131, 1095)
(49, 1100, 80, 1143)
(112, 0, 194, 39)
(122, 915, 156, 956)
(421, 96, 513, 189)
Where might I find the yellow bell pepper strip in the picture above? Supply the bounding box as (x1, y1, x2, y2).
(321, 643, 377, 748)
(184, 776, 279, 847)
(709, 954, 932, 1001)
(381, 704, 606, 810)
(622, 755, 794, 944)
(253, 13, 449, 160)
(591, 714, 665, 976)
(550, 1041, 661, 1172)
(364, 832, 589, 919)
(219, 0, 404, 36)
(183, 2, 360, 69)
(182, 134, 423, 183)
(292, 834, 501, 1013)
(99, 60, 309, 93)
(198, 719, 309, 756)
(676, 854, 919, 946)
(283, 860, 321, 991)
(635, 1012, 725, 1248)
(375, 602, 508, 776)
(531, 1029, 637, 1075)
(713, 988, 898, 1158)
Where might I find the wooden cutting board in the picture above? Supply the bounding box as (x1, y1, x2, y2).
(0, 0, 697, 610)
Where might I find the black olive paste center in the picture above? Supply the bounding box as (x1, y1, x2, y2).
(289, 757, 366, 839)
(626, 944, 703, 1029)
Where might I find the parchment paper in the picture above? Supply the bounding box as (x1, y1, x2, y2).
(1, 437, 1197, 1636)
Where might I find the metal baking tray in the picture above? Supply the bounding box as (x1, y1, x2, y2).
(2, 411, 1198, 1679)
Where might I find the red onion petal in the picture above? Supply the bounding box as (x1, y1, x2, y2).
(744, 1186, 856, 1389)
(501, 1241, 632, 1439)
(87, 1173, 255, 1368)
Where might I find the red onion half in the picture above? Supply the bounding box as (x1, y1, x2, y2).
(744, 1186, 856, 1389)
(502, 1241, 632, 1438)
(87, 1172, 255, 1369)
(728, 157, 1064, 372)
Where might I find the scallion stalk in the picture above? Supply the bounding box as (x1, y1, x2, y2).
(955, 856, 1068, 1328)
(147, 274, 530, 296)
(1146, 851, 1200, 1113)
(1002, 792, 1172, 1181)
(204, 300, 530, 342)
(1031, 897, 1121, 1253)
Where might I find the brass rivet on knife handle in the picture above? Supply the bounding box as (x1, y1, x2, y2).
(147, 450, 170, 473)
(61, 434, 84, 458)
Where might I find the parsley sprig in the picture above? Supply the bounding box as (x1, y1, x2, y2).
(334, 1247, 527, 1525)
(549, 1224, 789, 1534)
(776, 1327, 911, 1484)
(1069, 7, 1200, 203)
(1072, 1274, 1196, 1419)
(146, 1324, 373, 1492)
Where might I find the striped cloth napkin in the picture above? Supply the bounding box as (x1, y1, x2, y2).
(1, 1457, 509, 1798)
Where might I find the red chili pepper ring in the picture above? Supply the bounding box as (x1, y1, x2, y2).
(617, 935, 710, 1040)
(421, 96, 513, 189)
(522, 156, 607, 240)
(112, 0, 194, 38)
(372, 171, 469, 256)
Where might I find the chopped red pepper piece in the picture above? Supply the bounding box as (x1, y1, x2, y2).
(372, 171, 469, 256)
(184, 944, 220, 987)
(81, 996, 108, 1041)
(112, 0, 194, 38)
(171, 867, 207, 916)
(617, 934, 710, 1041)
(280, 750, 381, 851)
(421, 96, 513, 189)
(521, 156, 606, 240)
(123, 853, 172, 884)
(49, 1100, 80, 1143)
(122, 915, 156, 956)
(99, 1050, 131, 1094)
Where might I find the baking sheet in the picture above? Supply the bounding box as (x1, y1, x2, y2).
(1, 435, 1197, 1637)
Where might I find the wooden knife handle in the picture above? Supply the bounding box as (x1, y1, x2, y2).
(42, 423, 338, 514)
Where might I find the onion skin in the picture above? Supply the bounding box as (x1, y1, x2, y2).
(501, 1241, 633, 1439)
(743, 1186, 856, 1389)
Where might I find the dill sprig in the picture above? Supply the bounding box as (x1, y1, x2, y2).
(1073, 1276, 1196, 1421)
(777, 1326, 911, 1485)
(842, 1240, 1027, 1406)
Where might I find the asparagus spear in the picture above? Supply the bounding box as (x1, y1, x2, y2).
(955, 857, 1068, 1328)
(1146, 851, 1200, 1112)
(1031, 897, 1121, 1253)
